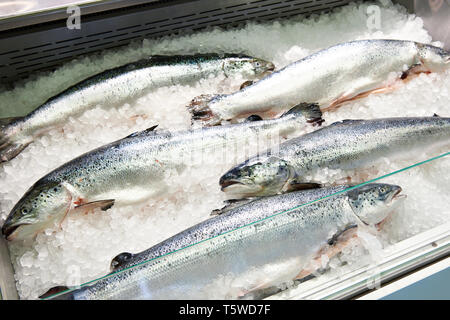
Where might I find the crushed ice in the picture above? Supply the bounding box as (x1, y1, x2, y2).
(0, 1, 449, 299)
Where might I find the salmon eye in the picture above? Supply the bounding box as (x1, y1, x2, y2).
(21, 208, 28, 214)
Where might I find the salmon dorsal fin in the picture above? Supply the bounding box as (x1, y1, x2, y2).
(125, 125, 158, 139)
(244, 115, 263, 122)
(329, 119, 364, 127)
(281, 103, 324, 125)
(110, 252, 134, 272)
(211, 198, 255, 216)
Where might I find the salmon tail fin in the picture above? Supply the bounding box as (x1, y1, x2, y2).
(0, 117, 29, 162)
(0, 141, 30, 162)
(187, 94, 224, 126)
(281, 103, 324, 126)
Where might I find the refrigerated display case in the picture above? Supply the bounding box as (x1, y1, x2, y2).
(0, 0, 448, 300)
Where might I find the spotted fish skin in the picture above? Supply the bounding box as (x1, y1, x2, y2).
(2, 104, 317, 241)
(0, 54, 274, 162)
(188, 40, 450, 125)
(220, 117, 450, 197)
(47, 183, 401, 300)
(108, 186, 351, 273)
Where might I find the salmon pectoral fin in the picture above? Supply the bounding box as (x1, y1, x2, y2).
(283, 180, 322, 193)
(74, 199, 115, 214)
(237, 284, 286, 300)
(330, 176, 353, 186)
(402, 63, 431, 82)
(236, 280, 280, 300)
(322, 65, 432, 114)
(322, 85, 399, 113)
(240, 80, 254, 90)
(324, 65, 435, 113)
(295, 225, 359, 281)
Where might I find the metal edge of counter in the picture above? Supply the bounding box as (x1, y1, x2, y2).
(266, 222, 450, 300)
(0, 236, 18, 300)
(0, 0, 163, 31)
(356, 256, 450, 300)
(0, 0, 353, 85)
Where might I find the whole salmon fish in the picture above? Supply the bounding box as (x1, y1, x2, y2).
(45, 183, 402, 300)
(220, 117, 450, 197)
(188, 40, 450, 125)
(1, 104, 321, 241)
(0, 54, 274, 162)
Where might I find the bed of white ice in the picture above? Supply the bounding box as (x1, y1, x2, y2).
(0, 0, 449, 300)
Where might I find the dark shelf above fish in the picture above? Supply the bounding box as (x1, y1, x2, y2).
(0, 0, 356, 86)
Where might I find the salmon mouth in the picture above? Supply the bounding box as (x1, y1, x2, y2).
(391, 187, 405, 201)
(220, 180, 244, 191)
(2, 224, 22, 241)
(220, 180, 264, 196)
(260, 64, 275, 77)
(386, 186, 406, 208)
(376, 187, 406, 230)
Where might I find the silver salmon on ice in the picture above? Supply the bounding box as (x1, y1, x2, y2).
(0, 54, 274, 162)
(45, 183, 402, 300)
(188, 40, 450, 125)
(220, 117, 450, 197)
(1, 104, 322, 241)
